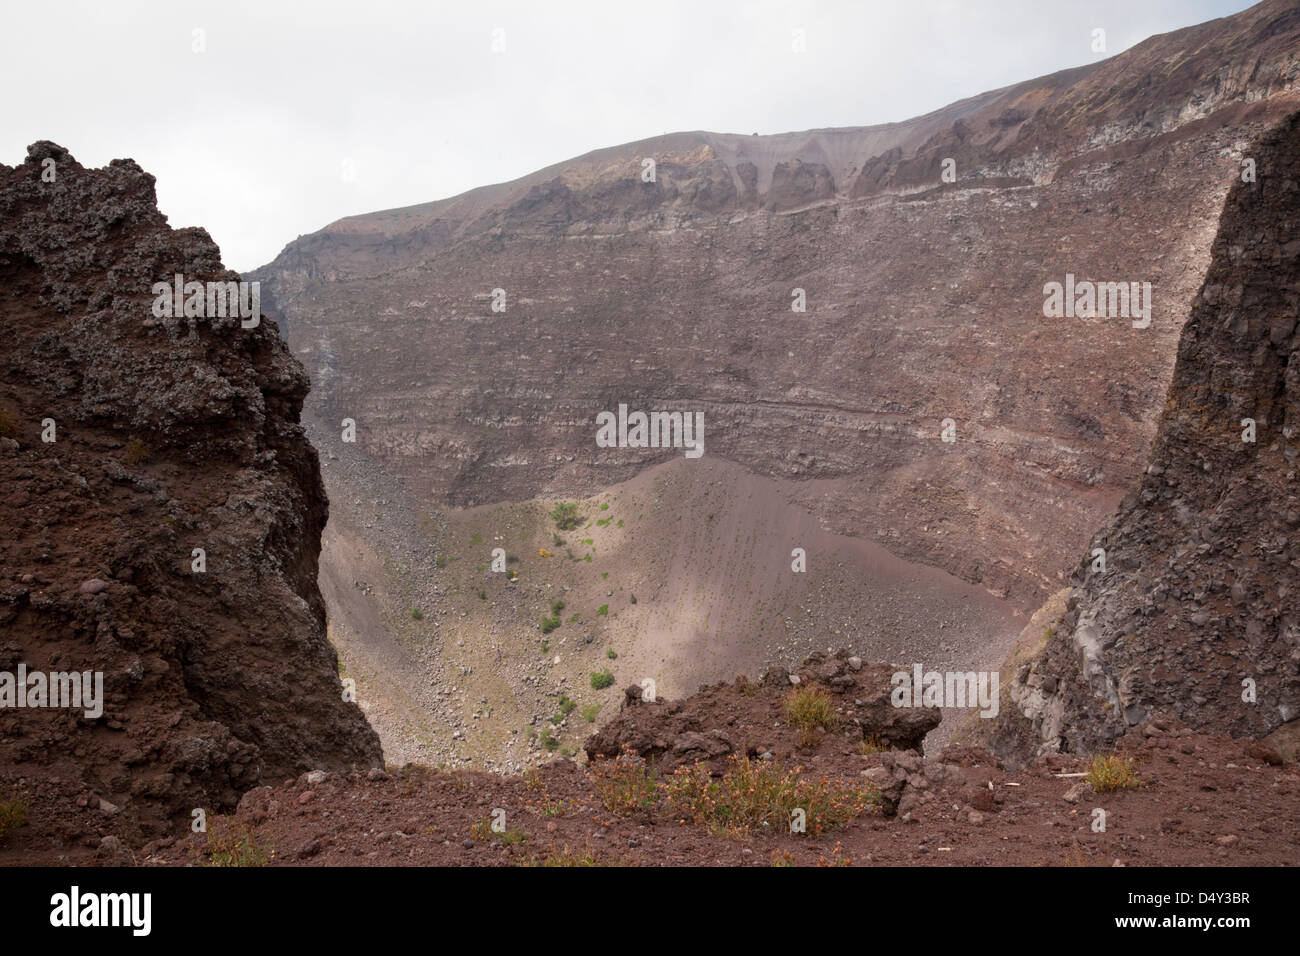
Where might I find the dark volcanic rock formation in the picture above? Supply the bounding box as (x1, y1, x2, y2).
(1007, 110, 1300, 755)
(253, 0, 1300, 608)
(584, 649, 940, 770)
(0, 142, 382, 839)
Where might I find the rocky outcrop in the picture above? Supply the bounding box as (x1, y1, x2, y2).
(1007, 110, 1300, 755)
(0, 142, 382, 840)
(584, 649, 940, 770)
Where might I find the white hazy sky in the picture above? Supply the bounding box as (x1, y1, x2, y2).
(0, 0, 1257, 271)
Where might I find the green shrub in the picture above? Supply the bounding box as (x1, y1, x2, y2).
(550, 502, 582, 531)
(589, 750, 658, 815)
(596, 604, 609, 616)
(665, 754, 879, 836)
(0, 794, 29, 842)
(1087, 754, 1141, 792)
(590, 670, 615, 690)
(204, 822, 274, 867)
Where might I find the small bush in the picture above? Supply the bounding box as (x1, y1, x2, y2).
(540, 615, 561, 634)
(1087, 754, 1141, 792)
(0, 405, 18, 439)
(596, 604, 609, 617)
(0, 793, 29, 842)
(582, 704, 600, 723)
(857, 734, 890, 755)
(410, 607, 423, 620)
(629, 594, 637, 605)
(590, 670, 615, 690)
(784, 685, 839, 747)
(550, 598, 565, 615)
(125, 439, 151, 467)
(435, 555, 447, 569)
(550, 502, 582, 531)
(589, 749, 658, 815)
(539, 729, 559, 751)
(665, 754, 879, 837)
(522, 845, 602, 867)
(204, 822, 274, 867)
(606, 648, 617, 660)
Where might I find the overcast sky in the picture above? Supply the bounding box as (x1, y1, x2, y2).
(0, 0, 1257, 271)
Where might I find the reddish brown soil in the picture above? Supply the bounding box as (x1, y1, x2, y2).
(3, 656, 1295, 867)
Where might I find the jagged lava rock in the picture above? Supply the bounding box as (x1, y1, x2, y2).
(0, 142, 382, 840)
(584, 648, 939, 769)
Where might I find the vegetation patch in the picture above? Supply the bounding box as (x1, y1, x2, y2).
(0, 793, 29, 842)
(1087, 754, 1141, 792)
(783, 685, 838, 747)
(589, 750, 659, 816)
(202, 821, 274, 867)
(550, 502, 582, 530)
(665, 754, 879, 837)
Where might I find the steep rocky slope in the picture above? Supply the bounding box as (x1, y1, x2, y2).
(1005, 109, 1300, 756)
(0, 142, 382, 842)
(254, 0, 1300, 609)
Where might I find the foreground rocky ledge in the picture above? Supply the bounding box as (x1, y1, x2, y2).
(1, 649, 1295, 865)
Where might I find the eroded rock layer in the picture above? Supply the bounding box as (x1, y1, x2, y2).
(254, 1, 1300, 607)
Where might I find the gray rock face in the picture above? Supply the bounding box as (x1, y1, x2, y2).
(1009, 110, 1300, 754)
